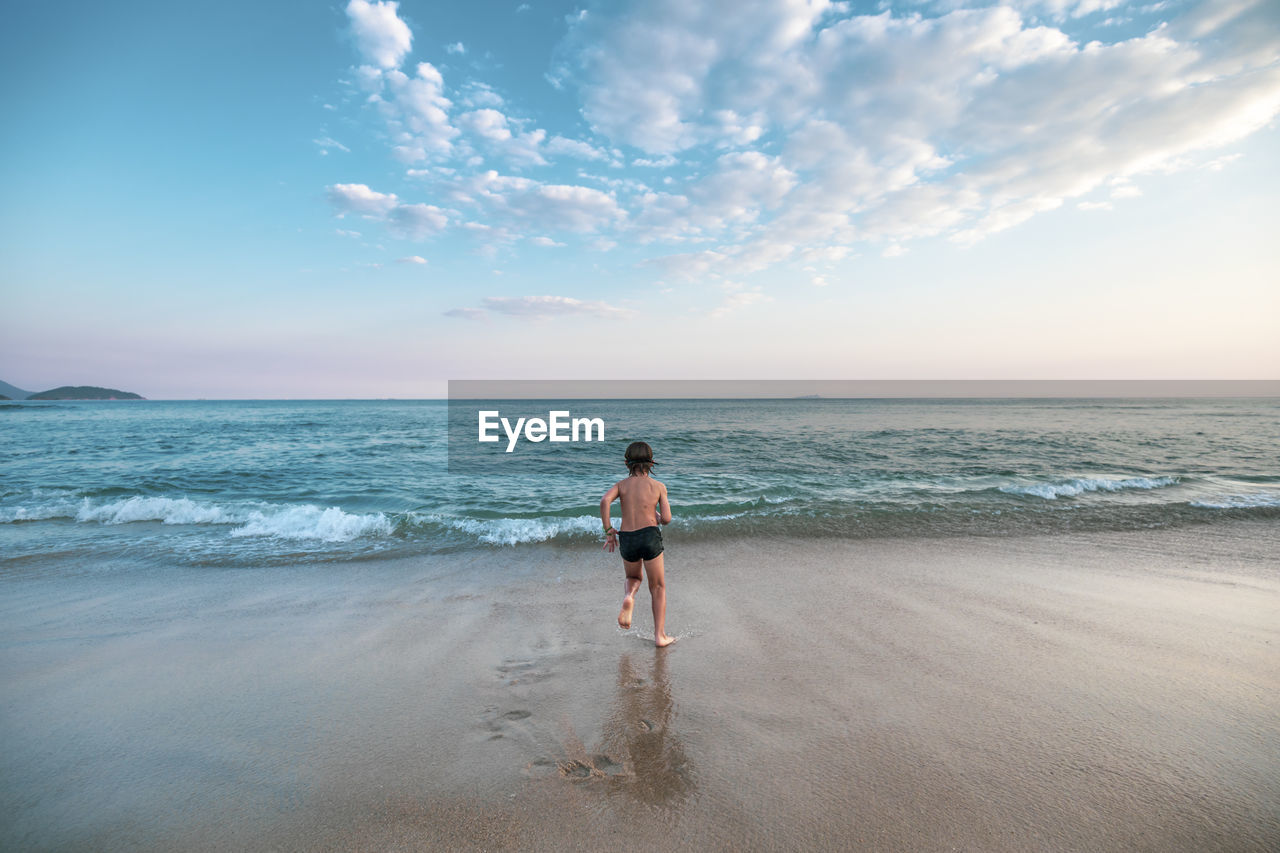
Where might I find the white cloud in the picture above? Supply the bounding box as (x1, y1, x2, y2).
(456, 171, 626, 232)
(352, 64, 385, 92)
(444, 307, 488, 320)
(328, 183, 399, 217)
(460, 82, 505, 109)
(329, 0, 1280, 280)
(455, 115, 613, 169)
(708, 109, 765, 148)
(390, 203, 449, 238)
(951, 196, 1065, 246)
(576, 171, 651, 193)
(531, 236, 566, 247)
(314, 137, 350, 154)
(397, 255, 428, 263)
(1203, 152, 1244, 171)
(346, 0, 412, 70)
(566, 0, 835, 153)
(342, 5, 459, 163)
(327, 184, 448, 240)
(446, 41, 466, 55)
(1008, 0, 1126, 21)
(461, 295, 626, 318)
(457, 108, 549, 166)
(629, 151, 797, 243)
(547, 135, 610, 161)
(556, 0, 1280, 272)
(633, 154, 678, 168)
(459, 108, 513, 141)
(384, 62, 459, 161)
(690, 151, 797, 222)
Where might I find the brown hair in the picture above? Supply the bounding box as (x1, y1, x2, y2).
(624, 441, 657, 475)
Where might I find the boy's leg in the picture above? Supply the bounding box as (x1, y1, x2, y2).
(619, 559, 643, 629)
(644, 553, 675, 647)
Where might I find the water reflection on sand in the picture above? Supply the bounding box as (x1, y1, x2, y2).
(600, 651, 694, 806)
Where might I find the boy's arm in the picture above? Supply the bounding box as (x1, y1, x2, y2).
(600, 482, 620, 530)
(657, 482, 672, 525)
(600, 482, 620, 552)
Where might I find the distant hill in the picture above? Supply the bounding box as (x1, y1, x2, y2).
(0, 394, 10, 401)
(0, 379, 32, 400)
(27, 386, 144, 400)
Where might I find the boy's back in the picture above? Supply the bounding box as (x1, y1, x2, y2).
(614, 475, 668, 531)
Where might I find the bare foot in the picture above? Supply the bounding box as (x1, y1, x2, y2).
(655, 634, 676, 648)
(618, 596, 635, 629)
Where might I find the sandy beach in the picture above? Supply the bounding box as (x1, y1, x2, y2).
(3, 521, 1278, 851)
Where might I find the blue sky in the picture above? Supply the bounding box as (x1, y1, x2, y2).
(2, 0, 1277, 398)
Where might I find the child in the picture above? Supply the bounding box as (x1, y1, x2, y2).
(600, 441, 675, 647)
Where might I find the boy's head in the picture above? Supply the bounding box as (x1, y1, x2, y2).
(624, 441, 657, 475)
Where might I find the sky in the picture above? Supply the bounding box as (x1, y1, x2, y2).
(1, 0, 1277, 399)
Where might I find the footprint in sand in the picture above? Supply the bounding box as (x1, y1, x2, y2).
(559, 759, 593, 779)
(556, 754, 627, 781)
(477, 706, 534, 740)
(495, 659, 552, 686)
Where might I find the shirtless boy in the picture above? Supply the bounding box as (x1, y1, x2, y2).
(600, 441, 675, 648)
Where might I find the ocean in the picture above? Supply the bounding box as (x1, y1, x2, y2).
(3, 397, 1277, 571)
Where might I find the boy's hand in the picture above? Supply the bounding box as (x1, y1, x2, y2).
(603, 527, 618, 552)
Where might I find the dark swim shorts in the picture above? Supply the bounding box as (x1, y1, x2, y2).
(618, 525, 664, 562)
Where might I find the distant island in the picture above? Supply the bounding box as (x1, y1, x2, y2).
(26, 386, 145, 401)
(0, 380, 145, 400)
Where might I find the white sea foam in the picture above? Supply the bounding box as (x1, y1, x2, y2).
(0, 495, 242, 525)
(229, 505, 393, 542)
(76, 496, 240, 525)
(1189, 492, 1280, 509)
(1000, 476, 1179, 500)
(436, 514, 600, 546)
(429, 511, 774, 546)
(0, 494, 396, 544)
(0, 498, 81, 523)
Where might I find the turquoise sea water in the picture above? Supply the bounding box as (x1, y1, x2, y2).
(2, 398, 1277, 569)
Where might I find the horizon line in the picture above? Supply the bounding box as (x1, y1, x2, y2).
(8, 379, 1278, 401)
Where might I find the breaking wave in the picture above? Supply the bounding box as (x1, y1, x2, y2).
(76, 496, 238, 525)
(0, 494, 394, 543)
(229, 505, 393, 542)
(428, 514, 601, 546)
(999, 476, 1179, 500)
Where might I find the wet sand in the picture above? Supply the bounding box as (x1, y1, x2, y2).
(2, 522, 1279, 851)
